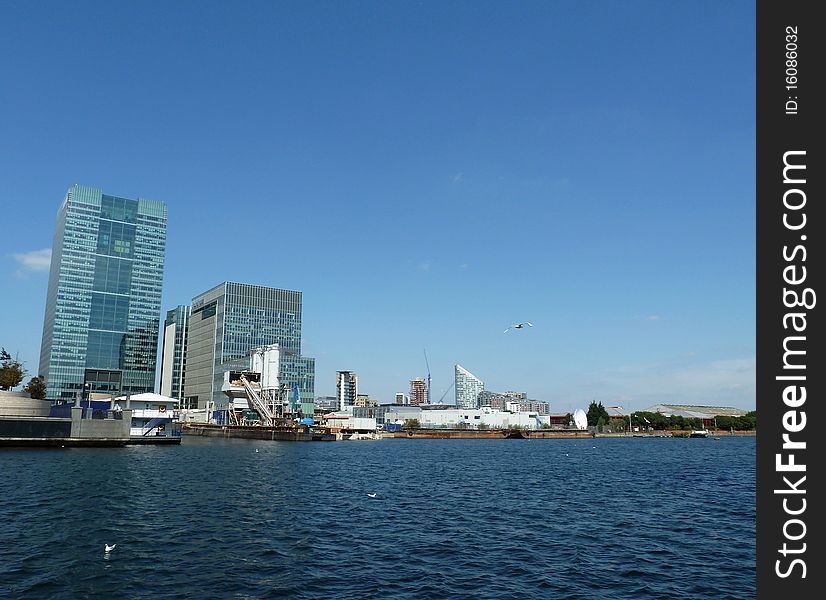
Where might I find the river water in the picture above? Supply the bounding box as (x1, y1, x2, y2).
(0, 436, 755, 599)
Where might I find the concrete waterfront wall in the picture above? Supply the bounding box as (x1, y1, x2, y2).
(0, 416, 72, 438)
(0, 406, 132, 446)
(69, 407, 132, 439)
(0, 391, 52, 417)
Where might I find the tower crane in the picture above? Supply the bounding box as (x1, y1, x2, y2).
(423, 349, 432, 405)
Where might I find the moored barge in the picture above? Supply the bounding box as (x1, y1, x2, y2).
(182, 422, 336, 442)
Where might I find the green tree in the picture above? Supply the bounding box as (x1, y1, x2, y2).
(23, 375, 47, 399)
(0, 348, 26, 391)
(403, 418, 420, 429)
(586, 401, 610, 426)
(608, 417, 627, 432)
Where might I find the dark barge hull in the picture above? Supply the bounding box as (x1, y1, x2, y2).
(0, 438, 128, 448)
(126, 436, 182, 445)
(183, 423, 336, 442)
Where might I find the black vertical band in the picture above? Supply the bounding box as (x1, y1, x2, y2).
(757, 1, 823, 597)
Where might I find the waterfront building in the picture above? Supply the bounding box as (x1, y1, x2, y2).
(454, 364, 484, 409)
(409, 377, 427, 406)
(639, 404, 750, 428)
(114, 392, 181, 442)
(354, 393, 377, 408)
(382, 405, 550, 430)
(182, 282, 315, 416)
(395, 393, 408, 405)
(519, 399, 550, 415)
(315, 396, 338, 411)
(336, 371, 358, 411)
(160, 305, 190, 406)
(478, 390, 527, 411)
(39, 185, 167, 402)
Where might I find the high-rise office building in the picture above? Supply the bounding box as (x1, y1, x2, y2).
(395, 392, 408, 405)
(336, 371, 357, 411)
(182, 282, 315, 415)
(160, 305, 190, 404)
(409, 377, 427, 406)
(454, 364, 484, 409)
(39, 185, 167, 402)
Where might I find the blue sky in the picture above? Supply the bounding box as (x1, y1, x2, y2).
(1, 0, 755, 411)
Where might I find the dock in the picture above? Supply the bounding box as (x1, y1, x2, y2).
(182, 423, 336, 441)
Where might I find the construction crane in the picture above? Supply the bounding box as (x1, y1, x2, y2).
(423, 349, 432, 405)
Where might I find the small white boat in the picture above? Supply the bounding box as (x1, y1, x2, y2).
(689, 429, 709, 438)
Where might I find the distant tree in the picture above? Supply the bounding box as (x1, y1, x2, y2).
(637, 411, 668, 430)
(741, 411, 757, 430)
(586, 401, 610, 426)
(605, 417, 623, 432)
(478, 422, 489, 430)
(0, 348, 27, 391)
(403, 418, 420, 429)
(23, 376, 47, 399)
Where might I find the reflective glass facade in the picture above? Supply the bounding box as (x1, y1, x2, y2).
(39, 185, 167, 402)
(183, 282, 315, 411)
(160, 305, 189, 403)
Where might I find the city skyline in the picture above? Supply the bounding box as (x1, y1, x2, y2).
(1, 2, 755, 411)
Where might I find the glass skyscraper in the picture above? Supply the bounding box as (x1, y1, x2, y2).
(160, 305, 190, 404)
(39, 185, 167, 402)
(455, 364, 484, 409)
(183, 282, 315, 416)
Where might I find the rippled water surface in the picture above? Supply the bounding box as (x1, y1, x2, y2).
(0, 436, 755, 599)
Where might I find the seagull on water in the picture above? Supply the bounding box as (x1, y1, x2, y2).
(104, 544, 116, 553)
(504, 322, 533, 333)
(367, 493, 377, 499)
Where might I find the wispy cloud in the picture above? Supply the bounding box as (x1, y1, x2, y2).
(452, 172, 464, 184)
(601, 356, 756, 409)
(417, 261, 431, 273)
(645, 315, 660, 321)
(13, 248, 51, 274)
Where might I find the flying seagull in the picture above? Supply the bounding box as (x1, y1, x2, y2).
(367, 493, 377, 498)
(504, 322, 533, 333)
(104, 544, 116, 553)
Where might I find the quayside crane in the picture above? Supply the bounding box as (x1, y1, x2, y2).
(423, 349, 432, 405)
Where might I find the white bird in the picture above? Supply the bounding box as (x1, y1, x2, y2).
(504, 322, 533, 333)
(104, 544, 116, 553)
(367, 493, 377, 498)
(255, 449, 259, 453)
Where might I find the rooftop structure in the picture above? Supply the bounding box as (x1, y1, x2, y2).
(640, 404, 751, 419)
